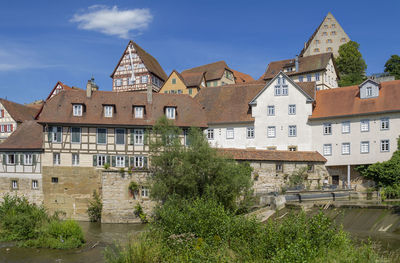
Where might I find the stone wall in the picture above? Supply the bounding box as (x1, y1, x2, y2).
(101, 170, 155, 223)
(42, 166, 102, 221)
(0, 176, 43, 204)
(327, 165, 374, 191)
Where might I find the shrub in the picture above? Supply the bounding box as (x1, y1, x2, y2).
(87, 190, 102, 222)
(134, 204, 148, 223)
(381, 184, 400, 200)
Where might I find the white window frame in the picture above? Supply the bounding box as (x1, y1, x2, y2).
(341, 121, 350, 134)
(104, 106, 113, 118)
(24, 154, 33, 165)
(323, 144, 332, 156)
(366, 87, 372, 97)
(360, 141, 369, 154)
(267, 126, 276, 138)
(141, 186, 149, 198)
(97, 128, 107, 144)
(73, 104, 83, 116)
(274, 85, 281, 96)
(53, 153, 60, 165)
(11, 180, 18, 190)
(246, 127, 254, 139)
(207, 129, 214, 140)
(97, 155, 106, 167)
(134, 129, 144, 145)
(166, 107, 176, 119)
(341, 143, 350, 155)
(134, 107, 144, 118)
(115, 79, 122, 87)
(72, 153, 79, 166)
(360, 119, 370, 132)
(288, 104, 296, 115)
(381, 140, 390, 152)
(226, 128, 234, 139)
(116, 156, 125, 168)
(51, 126, 62, 143)
(267, 105, 275, 116)
(288, 125, 297, 137)
(115, 128, 126, 145)
(141, 75, 148, 84)
(32, 180, 39, 190)
(134, 156, 144, 168)
(7, 154, 15, 165)
(323, 123, 332, 135)
(315, 73, 320, 81)
(381, 118, 389, 130)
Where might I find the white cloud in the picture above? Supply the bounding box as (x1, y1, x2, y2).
(70, 5, 153, 39)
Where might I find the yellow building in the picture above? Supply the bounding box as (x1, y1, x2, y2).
(160, 70, 206, 97)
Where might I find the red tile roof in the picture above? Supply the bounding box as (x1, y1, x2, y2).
(180, 71, 205, 88)
(231, 69, 255, 83)
(37, 89, 207, 128)
(0, 121, 43, 150)
(218, 148, 326, 162)
(0, 98, 39, 123)
(182, 61, 230, 81)
(310, 80, 400, 120)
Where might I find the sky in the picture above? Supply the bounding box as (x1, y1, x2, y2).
(0, 0, 399, 104)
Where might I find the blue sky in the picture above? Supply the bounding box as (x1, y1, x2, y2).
(0, 0, 399, 104)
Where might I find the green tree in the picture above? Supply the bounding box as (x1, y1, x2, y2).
(384, 54, 400, 80)
(336, 41, 367, 86)
(149, 116, 253, 211)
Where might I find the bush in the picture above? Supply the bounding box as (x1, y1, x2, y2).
(134, 204, 148, 223)
(87, 190, 102, 222)
(381, 184, 400, 200)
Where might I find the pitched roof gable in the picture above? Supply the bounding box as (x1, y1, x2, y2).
(111, 41, 168, 81)
(0, 98, 39, 123)
(182, 61, 230, 81)
(0, 120, 43, 151)
(231, 69, 255, 83)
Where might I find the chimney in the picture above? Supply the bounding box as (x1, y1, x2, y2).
(295, 55, 299, 72)
(147, 84, 152, 104)
(86, 79, 92, 98)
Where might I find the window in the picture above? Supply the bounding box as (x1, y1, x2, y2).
(50, 126, 62, 143)
(116, 156, 125, 167)
(327, 47, 332, 52)
(97, 128, 107, 144)
(381, 118, 389, 130)
(315, 40, 320, 44)
(267, 105, 275, 116)
(97, 155, 106, 167)
(331, 31, 336, 35)
(177, 90, 182, 94)
(342, 122, 350, 134)
(326, 39, 332, 43)
(282, 84, 288, 95)
(115, 129, 125, 145)
(274, 77, 288, 96)
(288, 146, 297, 151)
(298, 76, 304, 82)
(324, 24, 328, 29)
(360, 120, 370, 132)
(323, 123, 332, 135)
(246, 127, 254, 139)
(128, 77, 135, 85)
(267, 126, 276, 138)
(7, 154, 15, 165)
(134, 106, 144, 118)
(32, 180, 38, 189)
(331, 24, 336, 28)
(381, 140, 390, 152)
(276, 164, 283, 172)
(366, 87, 372, 97)
(0, 109, 4, 118)
(53, 153, 60, 165)
(115, 79, 122, 87)
(134, 129, 144, 145)
(361, 141, 369, 154)
(274, 85, 281, 96)
(141, 76, 148, 84)
(288, 105, 296, 115)
(11, 180, 18, 190)
(322, 32, 327, 36)
(166, 107, 176, 119)
(51, 177, 58, 183)
(141, 186, 149, 198)
(188, 88, 193, 95)
(172, 78, 176, 84)
(207, 129, 214, 140)
(134, 156, 144, 168)
(323, 144, 332, 156)
(341, 38, 346, 42)
(314, 48, 320, 52)
(307, 74, 312, 81)
(72, 153, 79, 166)
(71, 127, 81, 143)
(288, 125, 297, 137)
(104, 106, 113, 118)
(307, 164, 314, 172)
(226, 128, 234, 139)
(342, 143, 350, 155)
(315, 73, 320, 81)
(24, 154, 33, 165)
(73, 104, 83, 116)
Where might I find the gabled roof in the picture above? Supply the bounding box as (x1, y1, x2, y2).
(180, 71, 205, 88)
(260, 53, 333, 80)
(359, 78, 380, 88)
(111, 40, 168, 81)
(309, 80, 400, 120)
(299, 13, 330, 57)
(0, 98, 39, 123)
(250, 72, 315, 105)
(231, 69, 255, 83)
(195, 81, 266, 124)
(37, 89, 207, 128)
(218, 148, 326, 163)
(182, 61, 231, 81)
(0, 121, 43, 151)
(46, 81, 75, 101)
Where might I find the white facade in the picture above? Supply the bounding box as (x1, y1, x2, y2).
(0, 103, 17, 142)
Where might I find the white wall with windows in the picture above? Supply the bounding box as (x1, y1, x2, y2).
(310, 113, 400, 166)
(206, 124, 255, 149)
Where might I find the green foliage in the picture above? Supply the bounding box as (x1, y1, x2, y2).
(149, 116, 253, 212)
(288, 167, 308, 187)
(380, 184, 400, 200)
(128, 181, 139, 193)
(384, 54, 400, 80)
(134, 204, 148, 223)
(104, 163, 110, 170)
(336, 41, 367, 86)
(87, 190, 102, 222)
(0, 195, 84, 249)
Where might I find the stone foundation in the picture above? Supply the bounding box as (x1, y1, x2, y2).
(0, 176, 43, 205)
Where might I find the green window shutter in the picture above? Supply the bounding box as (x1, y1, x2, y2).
(3, 154, 6, 164)
(144, 156, 148, 169)
(20, 154, 24, 165)
(125, 156, 129, 167)
(15, 154, 19, 165)
(144, 129, 149, 145)
(112, 156, 116, 167)
(93, 155, 97, 167)
(129, 156, 134, 167)
(106, 155, 111, 165)
(33, 154, 37, 165)
(48, 128, 52, 142)
(56, 127, 62, 142)
(130, 129, 134, 145)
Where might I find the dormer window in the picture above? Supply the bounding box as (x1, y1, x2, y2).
(134, 106, 144, 118)
(359, 79, 379, 99)
(166, 107, 176, 119)
(73, 104, 83, 116)
(366, 87, 372, 97)
(104, 106, 113, 118)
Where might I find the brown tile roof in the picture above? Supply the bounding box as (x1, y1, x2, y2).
(231, 69, 255, 83)
(297, 81, 317, 100)
(45, 81, 75, 101)
(195, 81, 265, 124)
(37, 89, 207, 128)
(180, 71, 205, 88)
(0, 121, 43, 151)
(310, 80, 400, 120)
(182, 61, 230, 81)
(218, 148, 326, 163)
(111, 41, 168, 81)
(260, 53, 333, 80)
(0, 98, 39, 123)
